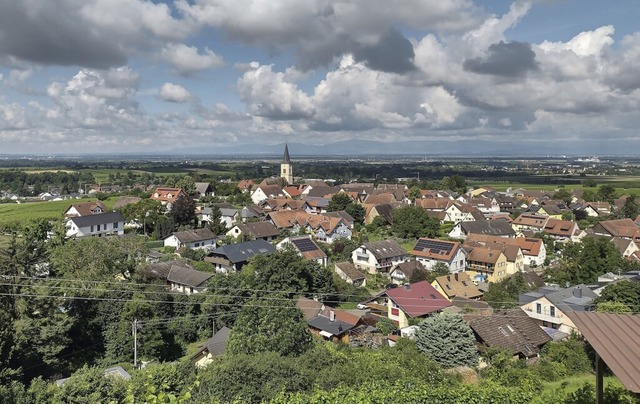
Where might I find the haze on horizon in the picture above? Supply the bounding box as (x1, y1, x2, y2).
(1, 0, 639, 155)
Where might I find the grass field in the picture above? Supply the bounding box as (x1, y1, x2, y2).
(540, 373, 622, 399)
(0, 197, 119, 227)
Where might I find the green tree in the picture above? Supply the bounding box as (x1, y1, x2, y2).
(595, 301, 632, 313)
(206, 205, 227, 235)
(583, 178, 597, 187)
(482, 272, 534, 309)
(169, 193, 197, 228)
(120, 199, 165, 235)
(596, 184, 616, 204)
(415, 313, 478, 368)
(408, 186, 422, 201)
(425, 262, 450, 283)
(345, 203, 366, 225)
(175, 176, 196, 196)
(595, 280, 640, 312)
(581, 189, 596, 202)
(392, 205, 440, 239)
(553, 188, 572, 205)
(621, 195, 640, 219)
(226, 297, 312, 357)
(544, 237, 624, 285)
(376, 317, 397, 335)
(327, 193, 353, 212)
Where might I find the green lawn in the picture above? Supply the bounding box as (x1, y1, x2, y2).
(539, 373, 622, 399)
(0, 196, 119, 227)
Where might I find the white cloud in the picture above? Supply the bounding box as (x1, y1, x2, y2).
(158, 82, 192, 103)
(160, 43, 224, 76)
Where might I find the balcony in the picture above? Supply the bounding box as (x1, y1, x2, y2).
(524, 307, 563, 324)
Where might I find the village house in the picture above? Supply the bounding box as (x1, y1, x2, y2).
(444, 201, 485, 223)
(409, 238, 466, 273)
(226, 221, 280, 242)
(351, 240, 410, 275)
(191, 327, 231, 368)
(334, 262, 366, 287)
(468, 197, 500, 215)
(250, 184, 286, 204)
(194, 182, 214, 198)
(277, 235, 328, 267)
(150, 187, 186, 210)
(431, 272, 483, 301)
(63, 201, 107, 217)
(464, 237, 524, 276)
(163, 228, 217, 250)
(167, 265, 213, 294)
(543, 218, 582, 242)
(464, 245, 509, 283)
(591, 218, 640, 240)
(363, 281, 451, 328)
(519, 284, 597, 334)
(65, 211, 125, 238)
(303, 216, 352, 244)
(364, 203, 395, 225)
(448, 219, 516, 240)
(205, 239, 276, 274)
(466, 234, 546, 268)
(469, 309, 551, 358)
(389, 261, 427, 286)
(511, 213, 548, 233)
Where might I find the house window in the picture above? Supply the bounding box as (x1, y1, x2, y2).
(113, 222, 118, 229)
(90, 225, 94, 232)
(97, 224, 101, 231)
(550, 306, 556, 317)
(536, 303, 541, 314)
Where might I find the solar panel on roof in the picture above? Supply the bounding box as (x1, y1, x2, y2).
(414, 239, 454, 255)
(292, 238, 318, 252)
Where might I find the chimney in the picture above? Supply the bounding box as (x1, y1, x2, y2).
(329, 310, 335, 322)
(404, 283, 410, 290)
(573, 287, 582, 299)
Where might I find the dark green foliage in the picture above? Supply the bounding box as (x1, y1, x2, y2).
(482, 272, 534, 309)
(596, 280, 640, 312)
(424, 262, 450, 283)
(205, 205, 227, 235)
(327, 193, 352, 212)
(168, 193, 197, 228)
(596, 184, 616, 204)
(392, 205, 440, 239)
(540, 339, 592, 375)
(226, 297, 312, 357)
(345, 203, 366, 225)
(621, 194, 640, 219)
(440, 175, 467, 194)
(553, 188, 573, 205)
(119, 198, 165, 235)
(376, 317, 397, 335)
(544, 238, 624, 285)
(415, 313, 478, 368)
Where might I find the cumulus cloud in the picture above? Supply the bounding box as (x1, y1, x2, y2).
(158, 82, 192, 103)
(160, 43, 224, 76)
(463, 41, 538, 77)
(0, 0, 192, 68)
(177, 0, 482, 72)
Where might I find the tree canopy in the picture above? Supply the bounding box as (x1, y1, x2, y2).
(415, 313, 478, 368)
(392, 205, 440, 239)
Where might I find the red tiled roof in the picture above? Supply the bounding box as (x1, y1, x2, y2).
(385, 281, 451, 318)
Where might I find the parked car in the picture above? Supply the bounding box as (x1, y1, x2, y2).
(385, 283, 398, 290)
(356, 303, 368, 310)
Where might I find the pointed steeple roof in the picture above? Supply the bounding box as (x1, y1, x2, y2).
(282, 143, 291, 164)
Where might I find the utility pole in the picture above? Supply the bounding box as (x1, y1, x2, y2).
(212, 318, 216, 337)
(132, 318, 138, 369)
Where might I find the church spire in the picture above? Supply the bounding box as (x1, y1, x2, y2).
(282, 143, 291, 164)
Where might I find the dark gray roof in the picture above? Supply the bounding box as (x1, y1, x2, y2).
(234, 222, 280, 238)
(209, 239, 276, 264)
(167, 228, 216, 243)
(519, 284, 597, 313)
(68, 211, 124, 227)
(470, 309, 551, 357)
(167, 266, 213, 287)
(362, 240, 407, 260)
(460, 220, 515, 236)
(308, 315, 355, 336)
(144, 260, 192, 280)
(325, 210, 354, 224)
(282, 143, 291, 164)
(194, 326, 231, 358)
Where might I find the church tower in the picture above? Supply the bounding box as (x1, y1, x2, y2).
(280, 143, 293, 184)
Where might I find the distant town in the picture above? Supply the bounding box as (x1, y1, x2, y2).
(0, 147, 639, 402)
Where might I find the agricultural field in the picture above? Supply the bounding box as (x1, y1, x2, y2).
(0, 197, 119, 228)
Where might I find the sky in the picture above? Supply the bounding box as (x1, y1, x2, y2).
(1, 0, 640, 155)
